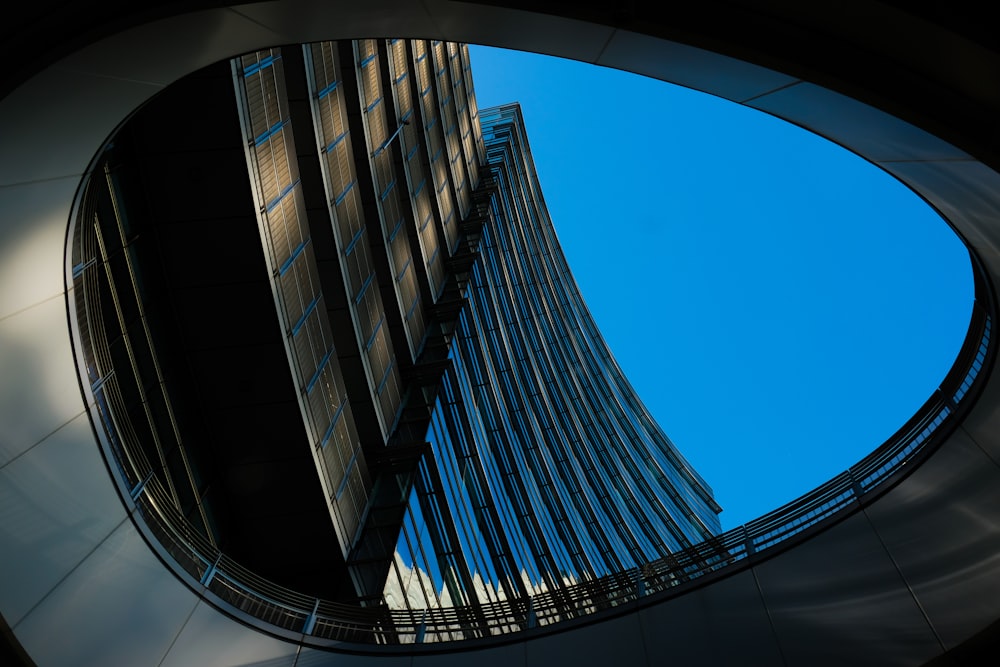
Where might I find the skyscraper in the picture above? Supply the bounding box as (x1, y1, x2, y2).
(68, 38, 722, 630)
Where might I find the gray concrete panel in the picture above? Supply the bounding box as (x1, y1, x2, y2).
(639, 586, 714, 667)
(0, 177, 78, 319)
(598, 29, 796, 104)
(525, 612, 647, 667)
(701, 569, 786, 665)
(958, 313, 1000, 465)
(0, 296, 89, 468)
(0, 412, 125, 627)
(865, 427, 1000, 649)
(0, 67, 160, 186)
(12, 520, 199, 666)
(54, 8, 282, 88)
(754, 511, 942, 666)
(160, 600, 300, 667)
(235, 0, 439, 48)
(294, 646, 414, 666)
(422, 0, 615, 66)
(640, 570, 784, 666)
(412, 640, 526, 667)
(888, 160, 1000, 265)
(747, 82, 971, 163)
(960, 371, 1000, 464)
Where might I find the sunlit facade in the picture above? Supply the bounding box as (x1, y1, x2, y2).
(72, 38, 721, 615)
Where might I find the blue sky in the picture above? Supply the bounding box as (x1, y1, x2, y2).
(468, 45, 974, 530)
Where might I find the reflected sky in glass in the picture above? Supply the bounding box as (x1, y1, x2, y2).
(469, 45, 974, 529)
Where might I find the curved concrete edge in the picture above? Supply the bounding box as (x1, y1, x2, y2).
(2, 2, 1000, 665)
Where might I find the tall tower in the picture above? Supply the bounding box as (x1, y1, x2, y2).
(69, 39, 721, 622)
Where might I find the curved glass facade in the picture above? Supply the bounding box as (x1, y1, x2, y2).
(381, 101, 721, 615)
(70, 38, 721, 616)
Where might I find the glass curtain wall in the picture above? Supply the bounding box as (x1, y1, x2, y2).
(70, 37, 722, 617)
(382, 102, 722, 614)
(232, 49, 370, 557)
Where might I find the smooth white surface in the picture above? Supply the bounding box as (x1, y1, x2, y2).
(0, 68, 160, 186)
(0, 296, 89, 467)
(638, 568, 783, 665)
(410, 641, 526, 667)
(0, 412, 126, 627)
(59, 9, 282, 86)
(597, 29, 797, 103)
(524, 613, 646, 667)
(959, 364, 1000, 461)
(159, 600, 300, 667)
(424, 0, 614, 64)
(294, 646, 415, 666)
(13, 520, 199, 666)
(748, 82, 972, 162)
(866, 426, 1000, 649)
(755, 511, 942, 665)
(0, 178, 80, 319)
(237, 0, 439, 45)
(891, 160, 1000, 261)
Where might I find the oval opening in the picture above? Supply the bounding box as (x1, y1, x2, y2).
(469, 45, 975, 529)
(65, 39, 985, 643)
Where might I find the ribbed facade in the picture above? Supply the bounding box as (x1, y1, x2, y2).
(71, 38, 721, 616)
(379, 102, 721, 613)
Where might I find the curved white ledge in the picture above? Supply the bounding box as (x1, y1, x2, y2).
(2, 3, 1000, 666)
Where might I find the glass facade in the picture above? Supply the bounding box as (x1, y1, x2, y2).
(233, 48, 371, 557)
(71, 37, 721, 615)
(231, 39, 721, 610)
(382, 101, 721, 614)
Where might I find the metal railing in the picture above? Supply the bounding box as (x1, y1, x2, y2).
(82, 273, 993, 645)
